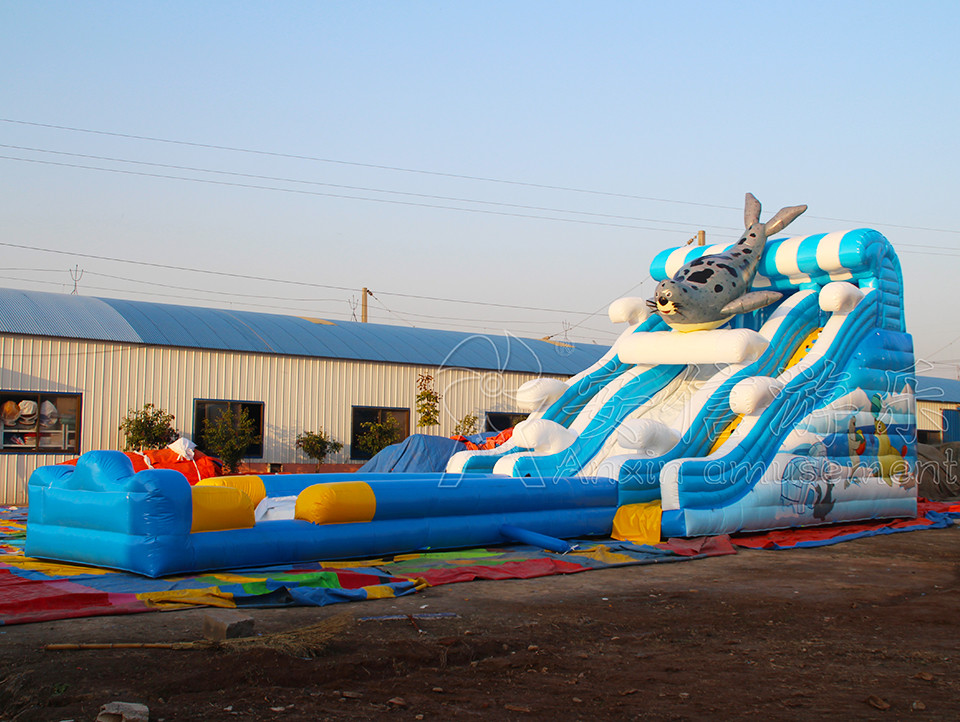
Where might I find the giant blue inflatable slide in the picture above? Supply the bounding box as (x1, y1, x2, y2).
(26, 214, 917, 576)
(449, 225, 916, 535)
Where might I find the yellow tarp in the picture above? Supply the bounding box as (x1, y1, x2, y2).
(611, 501, 662, 545)
(137, 587, 237, 609)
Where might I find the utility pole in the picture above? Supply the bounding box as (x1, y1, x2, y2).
(69, 265, 83, 294)
(697, 230, 706, 246)
(361, 287, 369, 323)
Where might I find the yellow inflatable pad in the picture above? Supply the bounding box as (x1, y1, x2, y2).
(295, 481, 376, 525)
(195, 475, 266, 508)
(611, 501, 662, 545)
(191, 485, 256, 533)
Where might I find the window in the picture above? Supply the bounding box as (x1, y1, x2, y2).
(485, 412, 528, 433)
(350, 406, 410, 460)
(0, 392, 81, 454)
(193, 399, 264, 459)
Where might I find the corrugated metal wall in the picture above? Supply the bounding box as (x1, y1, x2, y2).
(0, 335, 551, 504)
(917, 401, 957, 432)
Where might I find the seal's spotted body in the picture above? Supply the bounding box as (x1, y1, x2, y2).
(648, 193, 807, 332)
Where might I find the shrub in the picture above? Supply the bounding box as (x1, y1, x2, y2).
(415, 373, 442, 428)
(119, 403, 178, 451)
(452, 413, 479, 436)
(296, 429, 343, 468)
(356, 416, 402, 457)
(201, 406, 260, 474)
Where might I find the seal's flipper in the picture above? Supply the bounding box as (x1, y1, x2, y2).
(764, 204, 808, 237)
(744, 192, 761, 229)
(721, 290, 783, 316)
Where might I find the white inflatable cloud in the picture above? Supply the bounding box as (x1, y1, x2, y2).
(511, 418, 577, 455)
(618, 328, 769, 366)
(515, 378, 568, 412)
(617, 418, 680, 457)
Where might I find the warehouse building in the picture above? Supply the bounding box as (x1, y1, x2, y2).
(915, 375, 960, 445)
(0, 287, 606, 504)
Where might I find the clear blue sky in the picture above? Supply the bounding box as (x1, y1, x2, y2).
(2, 2, 958, 375)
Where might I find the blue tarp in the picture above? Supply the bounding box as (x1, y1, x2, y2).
(358, 434, 468, 473)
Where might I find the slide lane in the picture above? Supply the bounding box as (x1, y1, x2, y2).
(607, 289, 823, 503)
(451, 314, 668, 473)
(500, 362, 688, 479)
(660, 289, 903, 536)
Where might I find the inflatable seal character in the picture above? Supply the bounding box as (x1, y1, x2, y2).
(648, 193, 807, 332)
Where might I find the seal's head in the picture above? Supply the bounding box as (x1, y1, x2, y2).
(650, 279, 684, 318)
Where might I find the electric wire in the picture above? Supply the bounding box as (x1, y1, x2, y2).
(0, 144, 740, 232)
(0, 275, 356, 317)
(0, 118, 747, 210)
(81, 269, 608, 327)
(0, 271, 617, 341)
(84, 270, 346, 304)
(365, 292, 418, 328)
(541, 274, 652, 340)
(0, 240, 602, 315)
(3, 117, 957, 235)
(5, 118, 960, 342)
(8, 152, 959, 252)
(0, 154, 698, 234)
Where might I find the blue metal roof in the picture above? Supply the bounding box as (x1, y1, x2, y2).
(0, 288, 605, 375)
(916, 376, 960, 404)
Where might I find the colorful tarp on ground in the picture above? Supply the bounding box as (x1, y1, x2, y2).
(1, 503, 957, 626)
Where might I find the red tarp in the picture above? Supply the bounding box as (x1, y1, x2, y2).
(62, 448, 222, 485)
(733, 501, 959, 550)
(0, 569, 148, 625)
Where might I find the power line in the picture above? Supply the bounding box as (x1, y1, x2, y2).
(365, 292, 418, 328)
(0, 267, 622, 340)
(85, 270, 599, 326)
(4, 118, 957, 235)
(8, 237, 958, 347)
(899, 242, 960, 250)
(0, 154, 698, 234)
(0, 275, 618, 341)
(3, 238, 958, 346)
(542, 274, 653, 341)
(0, 275, 355, 317)
(0, 144, 740, 233)
(898, 248, 960, 258)
(926, 333, 960, 360)
(0, 240, 602, 315)
(84, 270, 347, 304)
(0, 118, 743, 210)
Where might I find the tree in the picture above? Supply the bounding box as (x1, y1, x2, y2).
(296, 429, 343, 470)
(415, 373, 442, 428)
(452, 413, 479, 436)
(119, 403, 178, 451)
(355, 415, 402, 457)
(200, 406, 260, 474)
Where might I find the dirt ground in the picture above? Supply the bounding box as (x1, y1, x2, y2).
(1, 526, 959, 722)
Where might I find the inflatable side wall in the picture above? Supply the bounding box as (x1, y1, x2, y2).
(26, 451, 617, 577)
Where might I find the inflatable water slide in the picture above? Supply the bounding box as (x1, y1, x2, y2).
(24, 196, 918, 576)
(450, 222, 916, 537)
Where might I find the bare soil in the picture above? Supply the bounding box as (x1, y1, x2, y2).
(2, 526, 959, 721)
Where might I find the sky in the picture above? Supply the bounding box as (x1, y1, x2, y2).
(1, 1, 959, 376)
